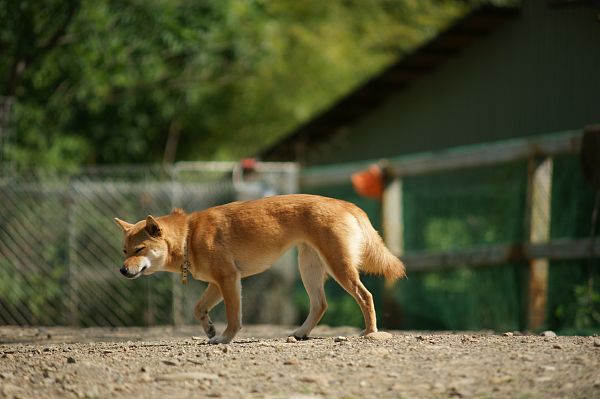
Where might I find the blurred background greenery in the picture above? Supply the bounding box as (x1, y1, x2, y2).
(2, 0, 597, 335)
(0, 0, 482, 170)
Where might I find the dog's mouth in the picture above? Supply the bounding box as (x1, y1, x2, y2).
(120, 265, 148, 279)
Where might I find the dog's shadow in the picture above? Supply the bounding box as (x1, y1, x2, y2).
(194, 336, 326, 346)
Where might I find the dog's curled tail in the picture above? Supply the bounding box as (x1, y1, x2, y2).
(359, 217, 406, 282)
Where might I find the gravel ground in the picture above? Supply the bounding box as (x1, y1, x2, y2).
(1, 325, 599, 399)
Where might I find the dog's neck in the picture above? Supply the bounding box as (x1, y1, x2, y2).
(163, 213, 191, 277)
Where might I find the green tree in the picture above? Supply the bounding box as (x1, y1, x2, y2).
(1, 0, 469, 170)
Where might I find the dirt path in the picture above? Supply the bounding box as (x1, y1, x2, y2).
(1, 325, 599, 399)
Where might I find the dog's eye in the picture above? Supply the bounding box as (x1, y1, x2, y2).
(135, 247, 145, 254)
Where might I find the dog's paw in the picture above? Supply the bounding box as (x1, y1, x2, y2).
(205, 324, 216, 339)
(208, 335, 232, 345)
(359, 328, 377, 336)
(291, 329, 310, 340)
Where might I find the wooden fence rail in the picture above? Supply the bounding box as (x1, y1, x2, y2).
(300, 130, 581, 187)
(402, 237, 600, 272)
(301, 129, 590, 330)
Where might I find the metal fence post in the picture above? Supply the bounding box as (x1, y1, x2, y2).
(66, 181, 79, 326)
(170, 164, 185, 326)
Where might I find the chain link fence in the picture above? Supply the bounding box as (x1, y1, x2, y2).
(0, 96, 14, 165)
(0, 162, 299, 327)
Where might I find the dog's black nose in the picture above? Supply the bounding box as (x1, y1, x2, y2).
(120, 267, 128, 276)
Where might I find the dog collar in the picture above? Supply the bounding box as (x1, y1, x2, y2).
(181, 241, 190, 285)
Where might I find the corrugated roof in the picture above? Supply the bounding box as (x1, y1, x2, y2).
(260, 4, 520, 162)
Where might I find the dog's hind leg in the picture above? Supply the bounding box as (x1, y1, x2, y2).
(194, 283, 222, 338)
(292, 243, 328, 340)
(329, 266, 377, 335)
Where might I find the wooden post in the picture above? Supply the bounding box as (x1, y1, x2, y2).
(525, 156, 553, 331)
(381, 174, 404, 328)
(382, 177, 404, 257)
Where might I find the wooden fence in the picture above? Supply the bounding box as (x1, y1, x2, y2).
(300, 129, 597, 330)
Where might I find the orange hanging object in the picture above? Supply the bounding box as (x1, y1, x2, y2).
(351, 164, 384, 199)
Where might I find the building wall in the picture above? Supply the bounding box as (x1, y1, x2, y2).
(312, 0, 600, 165)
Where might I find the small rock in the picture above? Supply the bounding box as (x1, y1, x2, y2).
(502, 332, 513, 337)
(593, 339, 600, 347)
(389, 383, 403, 391)
(286, 336, 297, 343)
(364, 331, 393, 340)
(448, 386, 468, 397)
(66, 357, 76, 364)
(251, 384, 264, 393)
(191, 336, 204, 341)
(221, 346, 228, 353)
(540, 331, 556, 337)
(334, 336, 348, 343)
(300, 374, 329, 386)
(157, 372, 219, 382)
(491, 375, 512, 384)
(283, 358, 298, 365)
(162, 359, 178, 366)
(553, 344, 563, 349)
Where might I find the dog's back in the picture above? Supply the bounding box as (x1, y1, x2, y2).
(187, 194, 405, 281)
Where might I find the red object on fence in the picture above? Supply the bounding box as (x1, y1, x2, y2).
(351, 164, 384, 200)
(241, 158, 257, 172)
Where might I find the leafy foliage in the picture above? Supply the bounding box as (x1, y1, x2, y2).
(1, 0, 468, 170)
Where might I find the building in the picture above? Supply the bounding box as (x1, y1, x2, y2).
(261, 0, 600, 332)
(261, 1, 599, 165)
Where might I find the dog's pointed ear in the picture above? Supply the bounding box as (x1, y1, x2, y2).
(145, 215, 163, 238)
(114, 218, 133, 232)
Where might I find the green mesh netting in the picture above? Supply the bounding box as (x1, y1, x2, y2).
(302, 153, 599, 333)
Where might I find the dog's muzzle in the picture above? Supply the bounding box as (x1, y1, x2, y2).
(120, 265, 147, 279)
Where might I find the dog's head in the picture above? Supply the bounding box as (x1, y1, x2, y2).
(114, 215, 168, 279)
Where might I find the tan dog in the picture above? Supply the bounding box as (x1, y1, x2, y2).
(114, 194, 405, 344)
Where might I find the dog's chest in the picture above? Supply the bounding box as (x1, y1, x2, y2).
(189, 264, 213, 282)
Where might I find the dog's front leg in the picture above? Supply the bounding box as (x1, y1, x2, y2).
(208, 272, 242, 344)
(194, 283, 223, 338)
